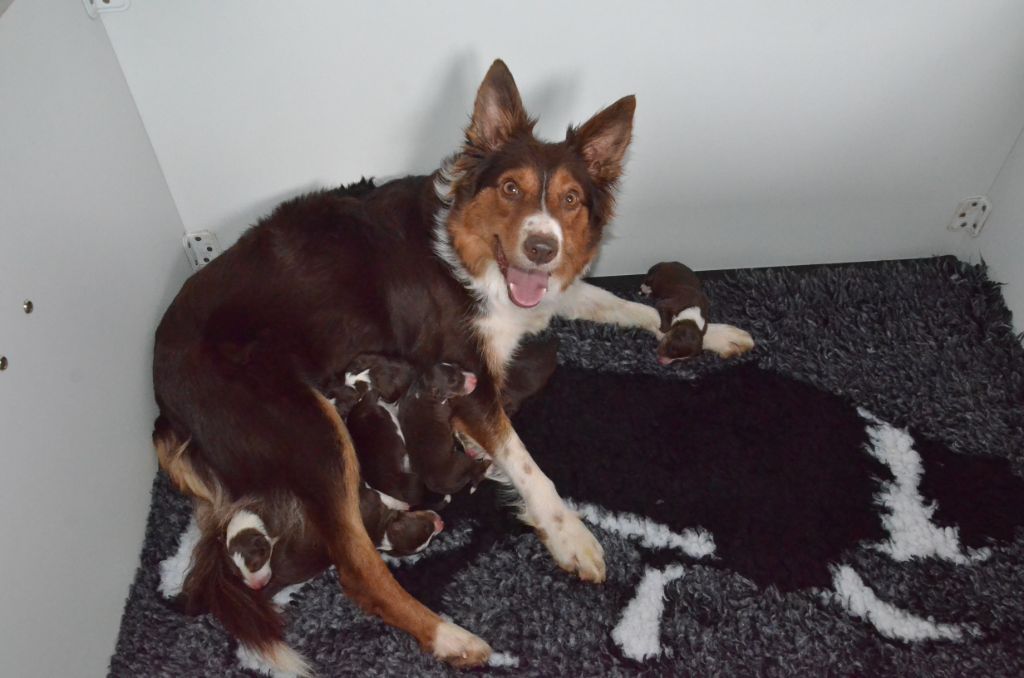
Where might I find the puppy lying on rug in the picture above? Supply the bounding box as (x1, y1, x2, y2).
(641, 261, 711, 364)
(225, 488, 445, 593)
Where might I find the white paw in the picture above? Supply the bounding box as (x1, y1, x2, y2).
(540, 512, 606, 583)
(704, 323, 755, 359)
(432, 621, 492, 668)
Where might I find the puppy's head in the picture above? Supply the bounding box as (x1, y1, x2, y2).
(438, 59, 635, 308)
(657, 321, 704, 365)
(417, 362, 477, 400)
(381, 510, 444, 556)
(345, 353, 416, 402)
(225, 509, 276, 590)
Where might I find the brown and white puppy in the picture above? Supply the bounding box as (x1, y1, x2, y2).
(181, 485, 443, 677)
(335, 355, 488, 506)
(152, 60, 754, 672)
(224, 487, 443, 593)
(641, 261, 711, 364)
(399, 363, 491, 496)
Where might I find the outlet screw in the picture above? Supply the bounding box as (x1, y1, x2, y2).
(23, 300, 33, 314)
(0, 356, 7, 371)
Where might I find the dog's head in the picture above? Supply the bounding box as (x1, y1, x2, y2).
(436, 60, 635, 309)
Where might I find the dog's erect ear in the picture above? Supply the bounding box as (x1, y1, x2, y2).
(568, 95, 636, 186)
(466, 59, 530, 152)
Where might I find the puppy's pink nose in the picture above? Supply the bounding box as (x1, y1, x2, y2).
(658, 356, 673, 366)
(247, 572, 272, 590)
(462, 371, 477, 394)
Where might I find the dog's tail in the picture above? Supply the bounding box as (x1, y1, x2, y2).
(183, 527, 313, 677)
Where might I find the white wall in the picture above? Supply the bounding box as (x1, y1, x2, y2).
(958, 128, 1024, 330)
(101, 1, 1024, 275)
(0, 1, 189, 675)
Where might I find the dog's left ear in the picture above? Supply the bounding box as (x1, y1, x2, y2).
(568, 95, 636, 185)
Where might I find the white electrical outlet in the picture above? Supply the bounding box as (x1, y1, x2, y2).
(82, 0, 130, 19)
(183, 231, 223, 272)
(947, 196, 991, 237)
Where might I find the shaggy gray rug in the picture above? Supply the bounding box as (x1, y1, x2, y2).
(110, 256, 1024, 677)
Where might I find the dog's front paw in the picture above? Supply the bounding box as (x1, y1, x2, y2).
(703, 323, 755, 359)
(432, 621, 492, 668)
(539, 512, 606, 583)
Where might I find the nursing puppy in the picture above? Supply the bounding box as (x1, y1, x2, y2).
(329, 354, 489, 506)
(641, 261, 711, 364)
(152, 60, 754, 671)
(225, 487, 443, 592)
(399, 363, 491, 496)
(180, 485, 443, 677)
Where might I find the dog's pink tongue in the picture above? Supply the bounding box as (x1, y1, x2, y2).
(506, 267, 549, 308)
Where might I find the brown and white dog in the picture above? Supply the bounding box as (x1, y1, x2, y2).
(151, 60, 753, 673)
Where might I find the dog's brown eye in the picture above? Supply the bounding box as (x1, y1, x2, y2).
(501, 180, 520, 198)
(564, 191, 580, 209)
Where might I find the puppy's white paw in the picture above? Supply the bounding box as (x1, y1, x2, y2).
(432, 621, 492, 668)
(703, 323, 755, 359)
(540, 512, 606, 583)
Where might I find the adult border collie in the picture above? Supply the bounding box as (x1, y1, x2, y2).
(152, 60, 753, 671)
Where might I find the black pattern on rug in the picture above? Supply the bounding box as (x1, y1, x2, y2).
(110, 257, 1024, 677)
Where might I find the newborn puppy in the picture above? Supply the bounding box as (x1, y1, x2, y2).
(334, 354, 488, 506)
(399, 363, 491, 496)
(321, 353, 414, 418)
(641, 261, 710, 364)
(224, 486, 443, 592)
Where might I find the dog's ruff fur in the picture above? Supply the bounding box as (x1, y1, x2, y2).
(150, 59, 753, 672)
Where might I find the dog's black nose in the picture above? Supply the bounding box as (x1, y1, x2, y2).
(523, 234, 558, 265)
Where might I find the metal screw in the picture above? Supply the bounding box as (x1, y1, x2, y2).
(23, 300, 33, 314)
(0, 356, 7, 371)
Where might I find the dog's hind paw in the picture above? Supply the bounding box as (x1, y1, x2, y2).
(541, 513, 606, 583)
(432, 622, 492, 668)
(703, 323, 755, 359)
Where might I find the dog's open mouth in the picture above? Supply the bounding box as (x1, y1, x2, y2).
(494, 236, 549, 308)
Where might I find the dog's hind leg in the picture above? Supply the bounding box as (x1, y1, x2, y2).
(301, 392, 491, 668)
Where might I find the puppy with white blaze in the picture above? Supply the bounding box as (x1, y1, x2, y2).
(151, 59, 754, 672)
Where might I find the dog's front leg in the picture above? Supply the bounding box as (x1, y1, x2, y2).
(455, 410, 605, 582)
(559, 280, 755, 358)
(558, 280, 662, 335)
